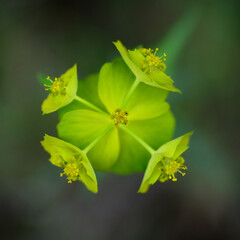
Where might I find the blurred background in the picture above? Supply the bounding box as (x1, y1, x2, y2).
(0, 0, 239, 239)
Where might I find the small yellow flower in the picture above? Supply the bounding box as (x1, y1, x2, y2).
(41, 64, 78, 115)
(44, 77, 67, 96)
(138, 132, 193, 193)
(140, 48, 167, 73)
(113, 41, 181, 93)
(159, 156, 187, 182)
(41, 134, 98, 193)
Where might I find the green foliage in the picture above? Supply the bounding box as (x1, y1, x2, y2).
(155, 5, 200, 74)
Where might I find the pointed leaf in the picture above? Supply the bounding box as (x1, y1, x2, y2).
(138, 153, 163, 193)
(157, 131, 193, 160)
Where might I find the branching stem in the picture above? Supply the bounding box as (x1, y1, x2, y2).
(121, 78, 140, 109)
(83, 125, 113, 154)
(120, 125, 155, 155)
(74, 95, 108, 115)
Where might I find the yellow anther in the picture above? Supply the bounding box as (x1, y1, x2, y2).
(111, 108, 129, 127)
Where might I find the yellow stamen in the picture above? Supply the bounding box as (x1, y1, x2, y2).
(158, 156, 187, 182)
(111, 108, 129, 127)
(60, 162, 80, 183)
(44, 76, 67, 96)
(139, 48, 167, 73)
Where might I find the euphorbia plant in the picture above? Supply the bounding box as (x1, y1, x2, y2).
(40, 41, 192, 193)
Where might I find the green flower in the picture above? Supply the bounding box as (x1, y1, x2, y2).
(41, 64, 78, 114)
(41, 134, 98, 193)
(57, 58, 175, 174)
(40, 14, 195, 193)
(113, 41, 181, 93)
(138, 132, 193, 193)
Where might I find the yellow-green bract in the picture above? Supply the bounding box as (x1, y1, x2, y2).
(138, 132, 193, 193)
(113, 41, 181, 93)
(41, 134, 98, 193)
(41, 64, 78, 114)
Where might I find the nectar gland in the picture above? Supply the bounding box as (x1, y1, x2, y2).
(139, 48, 167, 73)
(111, 108, 129, 127)
(158, 156, 187, 182)
(44, 76, 67, 96)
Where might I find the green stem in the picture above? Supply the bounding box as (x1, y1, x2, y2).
(83, 125, 113, 154)
(74, 95, 108, 115)
(120, 125, 155, 155)
(121, 78, 140, 109)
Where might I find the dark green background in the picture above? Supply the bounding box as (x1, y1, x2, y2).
(0, 0, 239, 239)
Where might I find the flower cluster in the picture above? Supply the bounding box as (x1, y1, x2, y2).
(40, 41, 192, 193)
